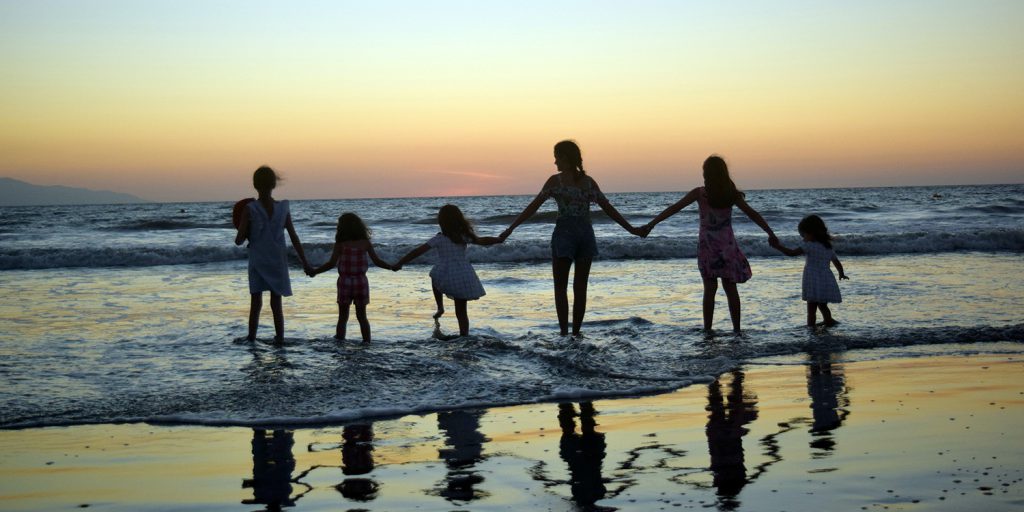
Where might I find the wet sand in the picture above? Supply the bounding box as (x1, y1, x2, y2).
(1, 347, 1022, 511)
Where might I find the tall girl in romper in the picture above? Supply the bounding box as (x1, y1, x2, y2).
(501, 140, 643, 336)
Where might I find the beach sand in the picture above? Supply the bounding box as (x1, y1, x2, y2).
(2, 347, 1022, 511)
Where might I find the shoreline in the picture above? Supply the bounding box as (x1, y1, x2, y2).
(2, 346, 1022, 511)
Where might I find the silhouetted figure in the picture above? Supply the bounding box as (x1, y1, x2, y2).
(435, 410, 488, 502)
(806, 354, 850, 455)
(242, 429, 297, 511)
(770, 215, 848, 327)
(307, 213, 394, 342)
(393, 205, 504, 337)
(335, 423, 379, 501)
(234, 166, 311, 343)
(501, 140, 642, 336)
(705, 371, 759, 510)
(558, 402, 608, 509)
(641, 156, 778, 333)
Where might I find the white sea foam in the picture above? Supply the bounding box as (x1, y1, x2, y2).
(2, 229, 1022, 270)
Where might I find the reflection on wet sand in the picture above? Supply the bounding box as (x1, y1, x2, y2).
(705, 370, 759, 511)
(242, 429, 301, 511)
(434, 410, 489, 502)
(806, 353, 850, 456)
(336, 424, 378, 501)
(232, 356, 866, 511)
(558, 402, 609, 510)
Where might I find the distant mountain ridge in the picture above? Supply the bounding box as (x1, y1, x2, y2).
(0, 177, 148, 206)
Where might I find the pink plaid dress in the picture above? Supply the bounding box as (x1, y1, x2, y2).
(336, 246, 370, 305)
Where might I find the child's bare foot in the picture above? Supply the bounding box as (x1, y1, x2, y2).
(433, 307, 445, 320)
(334, 335, 345, 341)
(823, 318, 840, 327)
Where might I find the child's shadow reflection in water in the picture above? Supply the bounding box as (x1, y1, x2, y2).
(434, 409, 489, 502)
(336, 424, 379, 501)
(242, 429, 301, 511)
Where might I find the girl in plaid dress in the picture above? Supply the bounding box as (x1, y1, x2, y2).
(770, 215, 849, 327)
(309, 213, 395, 342)
(394, 204, 504, 337)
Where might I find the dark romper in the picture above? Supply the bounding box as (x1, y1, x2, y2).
(541, 174, 606, 261)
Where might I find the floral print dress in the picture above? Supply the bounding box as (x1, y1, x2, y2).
(696, 187, 752, 283)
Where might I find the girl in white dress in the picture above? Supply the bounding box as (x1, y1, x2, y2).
(394, 204, 504, 337)
(771, 215, 848, 327)
(234, 166, 310, 342)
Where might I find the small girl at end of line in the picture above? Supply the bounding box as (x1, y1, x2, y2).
(770, 214, 849, 327)
(234, 166, 310, 343)
(394, 204, 504, 338)
(308, 212, 394, 343)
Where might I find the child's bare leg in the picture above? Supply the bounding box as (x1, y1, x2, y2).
(431, 282, 445, 319)
(454, 299, 469, 337)
(819, 304, 838, 326)
(571, 257, 593, 336)
(701, 277, 719, 331)
(355, 302, 371, 343)
(806, 302, 818, 326)
(248, 293, 262, 341)
(270, 293, 284, 342)
(721, 279, 741, 333)
(336, 302, 351, 340)
(552, 257, 573, 335)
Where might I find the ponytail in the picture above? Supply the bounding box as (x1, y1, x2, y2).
(554, 140, 587, 181)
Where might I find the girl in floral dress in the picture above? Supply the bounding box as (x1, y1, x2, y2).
(641, 155, 778, 333)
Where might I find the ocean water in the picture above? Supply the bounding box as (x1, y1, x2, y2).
(1, 184, 1022, 429)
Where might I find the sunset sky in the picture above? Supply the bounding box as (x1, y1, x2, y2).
(1, 1, 1022, 202)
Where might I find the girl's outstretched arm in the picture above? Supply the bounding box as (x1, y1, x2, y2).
(234, 208, 250, 245)
(735, 197, 778, 244)
(394, 243, 431, 270)
(771, 241, 804, 257)
(285, 214, 311, 270)
(592, 179, 641, 236)
(474, 236, 504, 246)
(364, 241, 395, 270)
(499, 176, 556, 239)
(641, 187, 700, 236)
(832, 255, 849, 279)
(310, 245, 341, 277)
